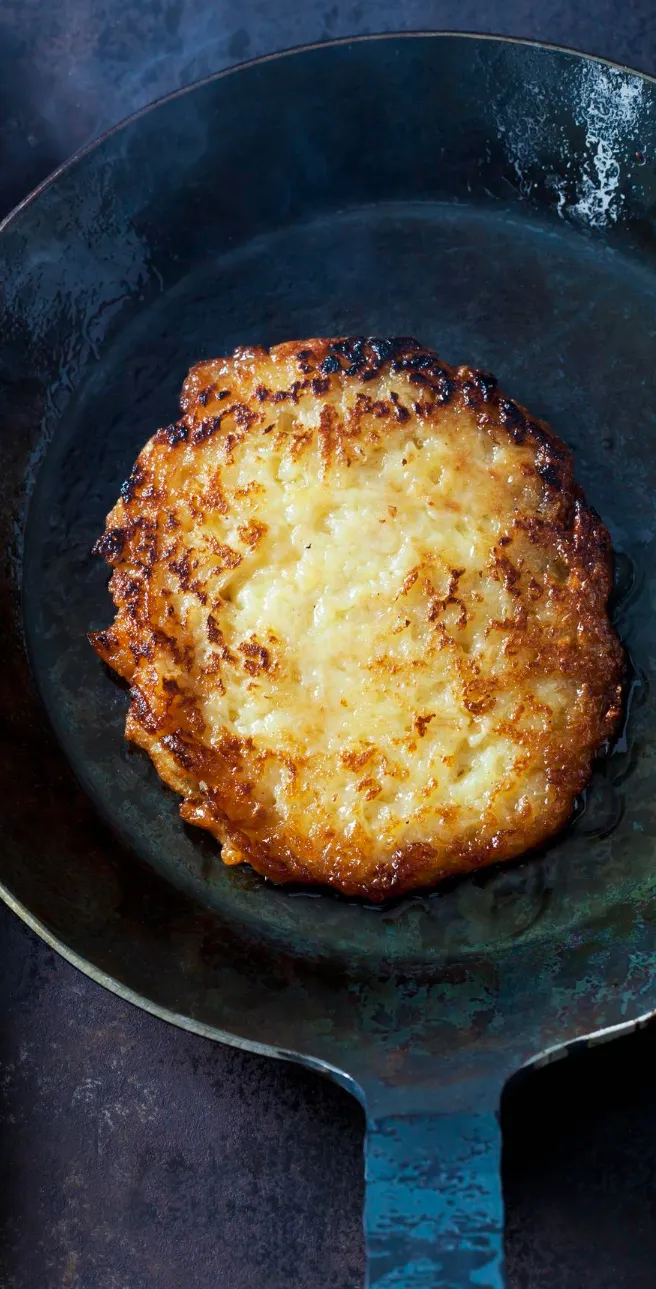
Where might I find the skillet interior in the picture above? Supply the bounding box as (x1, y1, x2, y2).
(22, 199, 656, 964)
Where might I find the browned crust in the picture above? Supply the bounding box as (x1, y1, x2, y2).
(89, 337, 624, 900)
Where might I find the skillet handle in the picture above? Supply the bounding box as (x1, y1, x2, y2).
(364, 1108, 504, 1288)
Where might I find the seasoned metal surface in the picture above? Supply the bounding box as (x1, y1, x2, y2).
(3, 31, 656, 1288)
(2, 0, 656, 218)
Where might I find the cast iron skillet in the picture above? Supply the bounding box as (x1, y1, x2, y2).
(2, 32, 656, 1288)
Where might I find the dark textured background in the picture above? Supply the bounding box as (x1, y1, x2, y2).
(2, 3, 656, 1286)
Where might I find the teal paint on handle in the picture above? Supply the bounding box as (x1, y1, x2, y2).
(365, 1111, 504, 1287)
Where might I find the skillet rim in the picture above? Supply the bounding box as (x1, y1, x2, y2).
(4, 878, 656, 1073)
(2, 28, 656, 243)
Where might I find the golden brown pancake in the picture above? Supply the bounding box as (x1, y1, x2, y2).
(90, 337, 624, 900)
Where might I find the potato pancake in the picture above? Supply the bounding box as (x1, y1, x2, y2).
(90, 337, 623, 899)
